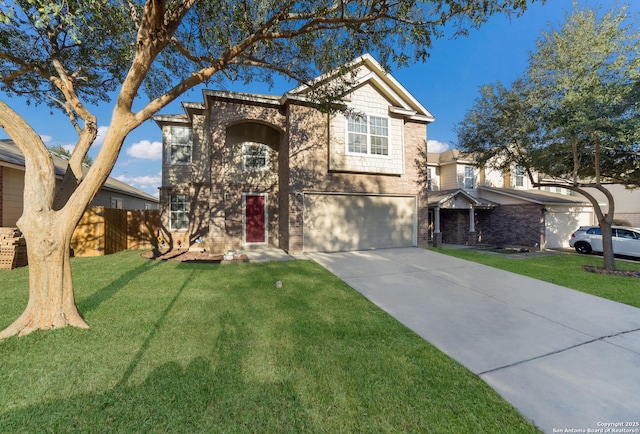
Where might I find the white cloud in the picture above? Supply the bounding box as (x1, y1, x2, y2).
(126, 140, 162, 160)
(116, 173, 161, 191)
(40, 135, 53, 144)
(61, 144, 76, 154)
(427, 139, 449, 153)
(95, 126, 109, 146)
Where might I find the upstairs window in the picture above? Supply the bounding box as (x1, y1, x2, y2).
(170, 194, 189, 231)
(347, 114, 389, 156)
(515, 165, 525, 187)
(242, 142, 269, 171)
(165, 126, 192, 165)
(464, 165, 475, 189)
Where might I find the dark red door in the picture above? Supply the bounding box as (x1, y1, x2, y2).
(245, 195, 266, 243)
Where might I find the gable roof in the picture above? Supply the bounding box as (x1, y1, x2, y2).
(428, 188, 497, 209)
(427, 149, 475, 165)
(0, 139, 158, 203)
(287, 53, 435, 123)
(153, 54, 434, 127)
(478, 186, 590, 206)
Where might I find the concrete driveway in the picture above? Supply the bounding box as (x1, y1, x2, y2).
(309, 248, 640, 433)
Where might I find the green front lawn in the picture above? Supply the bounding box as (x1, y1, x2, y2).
(0, 251, 538, 433)
(434, 248, 640, 308)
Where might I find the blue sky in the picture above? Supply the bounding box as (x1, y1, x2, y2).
(1, 0, 635, 196)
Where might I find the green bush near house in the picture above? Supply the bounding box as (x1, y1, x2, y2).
(0, 250, 538, 433)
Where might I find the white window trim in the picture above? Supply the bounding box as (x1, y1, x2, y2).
(345, 114, 392, 159)
(169, 194, 190, 231)
(515, 166, 525, 188)
(463, 165, 475, 189)
(242, 142, 269, 171)
(242, 192, 268, 246)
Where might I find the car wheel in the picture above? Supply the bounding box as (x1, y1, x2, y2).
(574, 241, 592, 254)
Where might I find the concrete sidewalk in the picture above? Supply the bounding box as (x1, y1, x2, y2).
(309, 248, 640, 433)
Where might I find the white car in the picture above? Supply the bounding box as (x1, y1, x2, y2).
(569, 226, 640, 258)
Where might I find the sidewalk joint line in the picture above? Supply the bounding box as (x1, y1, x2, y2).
(479, 327, 640, 376)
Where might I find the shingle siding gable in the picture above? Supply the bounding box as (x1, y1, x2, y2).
(329, 83, 404, 175)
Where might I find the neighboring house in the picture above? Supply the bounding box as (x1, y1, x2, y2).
(582, 184, 640, 227)
(0, 139, 159, 227)
(426, 149, 594, 249)
(154, 54, 434, 254)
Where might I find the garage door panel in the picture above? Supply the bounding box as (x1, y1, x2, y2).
(304, 194, 416, 252)
(545, 209, 593, 249)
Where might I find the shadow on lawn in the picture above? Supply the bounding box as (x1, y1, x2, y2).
(116, 270, 195, 388)
(0, 302, 309, 432)
(0, 355, 309, 432)
(77, 259, 163, 314)
(0, 267, 312, 431)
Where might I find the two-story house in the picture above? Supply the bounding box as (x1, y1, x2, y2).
(426, 149, 594, 249)
(154, 54, 434, 255)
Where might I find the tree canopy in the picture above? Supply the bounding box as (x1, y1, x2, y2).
(0, 0, 545, 338)
(455, 2, 640, 270)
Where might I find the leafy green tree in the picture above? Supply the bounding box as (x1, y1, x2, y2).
(456, 3, 640, 271)
(48, 145, 93, 166)
(0, 0, 539, 338)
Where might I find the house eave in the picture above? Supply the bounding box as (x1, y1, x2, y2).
(428, 189, 496, 208)
(478, 186, 591, 206)
(203, 89, 282, 108)
(288, 53, 434, 121)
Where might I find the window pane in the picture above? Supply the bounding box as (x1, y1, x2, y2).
(464, 166, 474, 188)
(167, 126, 192, 164)
(348, 133, 367, 153)
(347, 115, 389, 155)
(243, 143, 268, 170)
(170, 195, 189, 230)
(369, 116, 388, 136)
(348, 116, 368, 134)
(370, 136, 388, 155)
(617, 229, 634, 239)
(515, 165, 524, 187)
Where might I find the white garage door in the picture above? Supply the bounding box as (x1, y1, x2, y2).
(303, 193, 416, 253)
(545, 207, 593, 249)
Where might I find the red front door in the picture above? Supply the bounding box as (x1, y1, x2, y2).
(245, 194, 266, 244)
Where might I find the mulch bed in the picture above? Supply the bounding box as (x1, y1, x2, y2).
(582, 265, 640, 278)
(141, 249, 249, 264)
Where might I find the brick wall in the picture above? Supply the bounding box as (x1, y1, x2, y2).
(476, 204, 544, 247)
(440, 209, 471, 245)
(160, 88, 430, 254)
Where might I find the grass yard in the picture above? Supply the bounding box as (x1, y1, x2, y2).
(434, 248, 640, 308)
(0, 250, 538, 433)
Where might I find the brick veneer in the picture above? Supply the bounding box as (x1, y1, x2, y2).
(160, 87, 430, 254)
(476, 204, 544, 248)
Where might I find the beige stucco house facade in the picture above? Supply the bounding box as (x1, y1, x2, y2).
(154, 54, 434, 255)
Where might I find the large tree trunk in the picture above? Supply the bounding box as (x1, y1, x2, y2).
(565, 184, 617, 271)
(599, 220, 616, 271)
(0, 101, 96, 338)
(0, 212, 88, 338)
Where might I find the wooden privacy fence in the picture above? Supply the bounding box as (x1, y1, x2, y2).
(71, 206, 160, 257)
